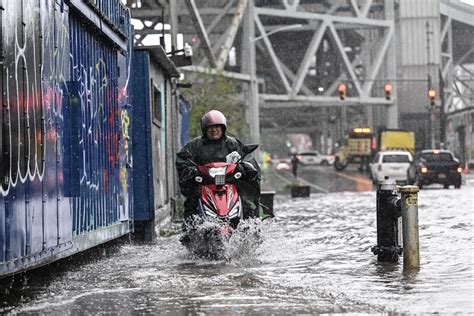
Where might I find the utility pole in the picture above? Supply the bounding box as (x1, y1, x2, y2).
(169, 1, 178, 51)
(385, 0, 398, 129)
(341, 100, 347, 138)
(439, 69, 446, 146)
(426, 21, 436, 149)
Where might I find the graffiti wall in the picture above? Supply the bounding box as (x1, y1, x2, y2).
(1, 0, 133, 276)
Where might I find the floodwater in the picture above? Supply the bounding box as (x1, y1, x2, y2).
(1, 183, 473, 314)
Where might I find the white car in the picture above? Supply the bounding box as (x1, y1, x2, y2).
(274, 160, 290, 170)
(297, 151, 335, 166)
(370, 150, 413, 184)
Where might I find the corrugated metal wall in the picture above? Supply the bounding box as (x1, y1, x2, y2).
(397, 0, 441, 84)
(69, 12, 124, 235)
(0, 0, 72, 265)
(397, 0, 441, 86)
(396, 0, 441, 149)
(1, 0, 133, 276)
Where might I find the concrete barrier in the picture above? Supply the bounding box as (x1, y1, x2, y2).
(290, 185, 310, 198)
(260, 191, 276, 217)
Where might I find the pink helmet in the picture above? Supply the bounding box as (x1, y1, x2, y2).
(201, 110, 227, 134)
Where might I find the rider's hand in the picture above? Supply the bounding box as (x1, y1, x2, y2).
(226, 151, 241, 163)
(189, 166, 200, 177)
(180, 166, 199, 184)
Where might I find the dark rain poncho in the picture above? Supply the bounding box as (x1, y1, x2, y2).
(175, 135, 261, 218)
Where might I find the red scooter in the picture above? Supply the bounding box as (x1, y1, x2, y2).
(178, 144, 259, 259)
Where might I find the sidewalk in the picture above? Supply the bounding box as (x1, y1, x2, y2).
(261, 167, 302, 194)
(463, 172, 474, 185)
(261, 168, 286, 194)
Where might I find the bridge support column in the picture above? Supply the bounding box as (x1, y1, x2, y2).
(243, 0, 260, 150)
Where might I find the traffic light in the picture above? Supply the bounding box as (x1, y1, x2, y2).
(384, 83, 393, 100)
(428, 88, 436, 106)
(338, 83, 346, 100)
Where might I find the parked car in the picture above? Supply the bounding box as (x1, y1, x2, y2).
(407, 149, 463, 189)
(297, 151, 335, 166)
(274, 160, 290, 170)
(370, 150, 413, 184)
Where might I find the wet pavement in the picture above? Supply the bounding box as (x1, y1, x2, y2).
(1, 166, 473, 314)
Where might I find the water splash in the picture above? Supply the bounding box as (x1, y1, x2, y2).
(224, 218, 270, 262)
(180, 217, 271, 263)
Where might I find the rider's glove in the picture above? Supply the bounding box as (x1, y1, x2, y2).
(226, 151, 241, 164)
(180, 166, 199, 185)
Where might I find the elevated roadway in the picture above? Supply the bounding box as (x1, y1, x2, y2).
(126, 0, 473, 151)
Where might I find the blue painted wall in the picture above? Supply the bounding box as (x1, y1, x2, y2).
(130, 51, 154, 221)
(0, 0, 133, 276)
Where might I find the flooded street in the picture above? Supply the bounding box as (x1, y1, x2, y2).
(2, 174, 473, 314)
(2, 0, 474, 314)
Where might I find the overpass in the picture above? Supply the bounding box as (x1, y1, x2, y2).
(128, 0, 473, 155)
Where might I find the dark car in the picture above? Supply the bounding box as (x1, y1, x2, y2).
(407, 149, 463, 189)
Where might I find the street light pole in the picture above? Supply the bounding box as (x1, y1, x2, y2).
(426, 22, 436, 149)
(385, 0, 398, 129)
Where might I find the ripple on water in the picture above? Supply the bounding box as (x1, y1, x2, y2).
(4, 187, 473, 314)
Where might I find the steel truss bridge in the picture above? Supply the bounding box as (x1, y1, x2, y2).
(127, 0, 473, 153)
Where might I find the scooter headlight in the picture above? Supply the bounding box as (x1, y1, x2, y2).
(234, 172, 242, 179)
(195, 176, 203, 183)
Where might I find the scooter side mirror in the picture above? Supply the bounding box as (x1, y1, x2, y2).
(243, 144, 259, 155)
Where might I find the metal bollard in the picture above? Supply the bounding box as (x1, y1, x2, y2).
(399, 185, 420, 270)
(372, 178, 402, 263)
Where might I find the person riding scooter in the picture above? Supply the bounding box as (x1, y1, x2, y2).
(175, 110, 262, 224)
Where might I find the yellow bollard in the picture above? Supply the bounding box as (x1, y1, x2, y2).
(399, 185, 420, 270)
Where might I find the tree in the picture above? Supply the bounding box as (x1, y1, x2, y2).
(182, 72, 246, 139)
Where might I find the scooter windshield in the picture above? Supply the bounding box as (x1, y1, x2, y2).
(208, 166, 227, 178)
